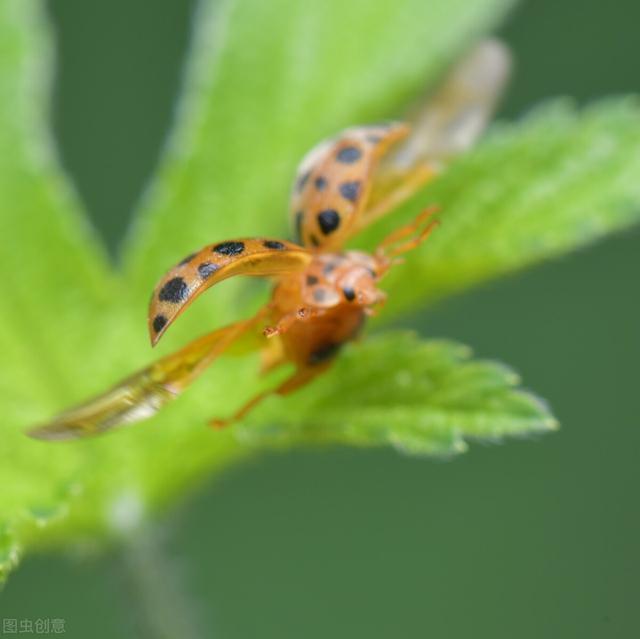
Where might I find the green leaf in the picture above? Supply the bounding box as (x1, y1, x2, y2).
(1, 0, 524, 582)
(0, 1, 117, 401)
(0, 1, 124, 581)
(238, 332, 557, 456)
(359, 98, 640, 316)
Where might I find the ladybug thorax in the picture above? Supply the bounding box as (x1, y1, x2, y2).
(269, 249, 382, 334)
(270, 250, 381, 367)
(298, 250, 379, 308)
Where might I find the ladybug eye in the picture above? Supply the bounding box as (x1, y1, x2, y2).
(342, 287, 356, 302)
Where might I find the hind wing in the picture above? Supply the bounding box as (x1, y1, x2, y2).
(28, 314, 266, 441)
(351, 40, 512, 236)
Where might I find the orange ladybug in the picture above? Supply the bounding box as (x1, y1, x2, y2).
(29, 41, 510, 440)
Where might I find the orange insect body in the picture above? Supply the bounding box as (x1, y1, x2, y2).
(268, 250, 384, 367)
(138, 123, 434, 428)
(29, 42, 510, 439)
(31, 124, 432, 439)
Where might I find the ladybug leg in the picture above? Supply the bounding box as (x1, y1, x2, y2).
(350, 164, 436, 236)
(376, 206, 440, 260)
(263, 306, 326, 338)
(209, 364, 329, 429)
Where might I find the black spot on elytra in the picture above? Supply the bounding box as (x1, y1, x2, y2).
(152, 314, 168, 333)
(306, 274, 319, 286)
(198, 262, 219, 279)
(296, 170, 311, 192)
(309, 234, 320, 247)
(213, 241, 245, 256)
(336, 146, 362, 163)
(159, 277, 188, 303)
(343, 286, 356, 302)
(178, 252, 197, 266)
(294, 211, 304, 242)
(339, 181, 361, 202)
(317, 209, 340, 235)
(314, 176, 328, 191)
(263, 240, 286, 250)
(308, 342, 343, 365)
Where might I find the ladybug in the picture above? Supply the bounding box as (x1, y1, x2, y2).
(29, 41, 509, 439)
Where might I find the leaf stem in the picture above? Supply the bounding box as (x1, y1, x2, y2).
(116, 522, 204, 639)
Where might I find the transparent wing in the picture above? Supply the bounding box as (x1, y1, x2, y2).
(27, 315, 265, 441)
(354, 39, 512, 234)
(389, 39, 511, 171)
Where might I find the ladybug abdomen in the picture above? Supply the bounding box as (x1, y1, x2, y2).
(281, 304, 366, 367)
(270, 250, 381, 367)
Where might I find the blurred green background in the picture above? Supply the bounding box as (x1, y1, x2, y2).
(2, 0, 639, 637)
